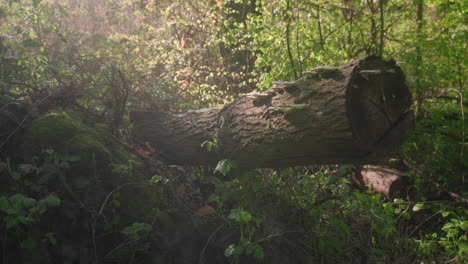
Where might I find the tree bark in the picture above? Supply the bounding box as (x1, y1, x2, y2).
(130, 56, 413, 168)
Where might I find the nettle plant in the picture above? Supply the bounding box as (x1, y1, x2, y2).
(0, 153, 63, 253)
(225, 208, 265, 260)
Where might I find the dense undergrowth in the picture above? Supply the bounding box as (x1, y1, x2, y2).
(0, 0, 466, 263)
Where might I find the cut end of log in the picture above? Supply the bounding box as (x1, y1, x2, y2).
(346, 56, 413, 158)
(356, 165, 410, 199)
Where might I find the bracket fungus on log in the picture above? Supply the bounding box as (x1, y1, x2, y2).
(130, 56, 413, 168)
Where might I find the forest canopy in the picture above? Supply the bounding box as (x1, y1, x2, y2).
(0, 0, 466, 263)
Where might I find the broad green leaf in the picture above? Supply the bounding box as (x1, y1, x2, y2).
(239, 210, 252, 224)
(10, 193, 25, 204)
(45, 195, 61, 207)
(246, 243, 255, 255)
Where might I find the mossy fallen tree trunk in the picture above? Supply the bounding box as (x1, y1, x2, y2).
(131, 56, 413, 168)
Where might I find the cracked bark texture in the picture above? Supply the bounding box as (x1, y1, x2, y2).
(130, 56, 413, 168)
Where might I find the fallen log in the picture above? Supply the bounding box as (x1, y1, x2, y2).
(130, 56, 413, 168)
(354, 165, 410, 199)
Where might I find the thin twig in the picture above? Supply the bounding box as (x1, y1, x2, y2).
(391, 200, 455, 205)
(198, 224, 225, 264)
(0, 94, 51, 150)
(98, 182, 147, 217)
(96, 235, 148, 264)
(254, 230, 301, 244)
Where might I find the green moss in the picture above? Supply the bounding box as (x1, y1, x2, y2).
(25, 111, 128, 168)
(24, 112, 84, 153)
(67, 133, 113, 165)
(22, 110, 162, 229)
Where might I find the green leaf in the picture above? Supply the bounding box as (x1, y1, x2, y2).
(233, 245, 243, 255)
(413, 203, 425, 212)
(441, 211, 452, 217)
(207, 194, 219, 204)
(224, 244, 236, 257)
(149, 175, 162, 184)
(239, 210, 252, 224)
(122, 222, 152, 237)
(253, 244, 264, 259)
(21, 238, 36, 249)
(214, 159, 237, 176)
(45, 195, 61, 207)
(228, 211, 240, 222)
(10, 193, 25, 204)
(6, 218, 19, 229)
(22, 197, 36, 208)
(0, 197, 10, 212)
(246, 243, 256, 255)
(11, 171, 21, 181)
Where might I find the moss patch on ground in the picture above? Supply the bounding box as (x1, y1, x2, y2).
(22, 110, 161, 231)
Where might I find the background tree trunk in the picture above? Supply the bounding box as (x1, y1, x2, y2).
(130, 56, 413, 168)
